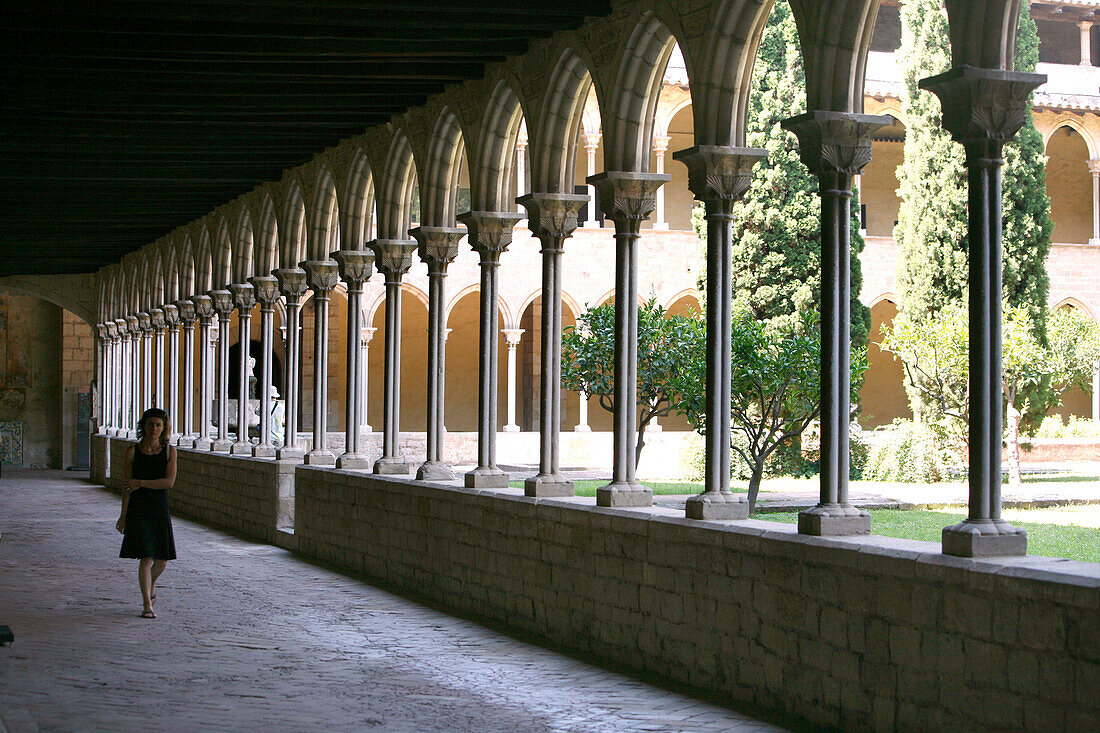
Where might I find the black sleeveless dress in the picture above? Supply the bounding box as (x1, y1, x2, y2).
(119, 445, 177, 560)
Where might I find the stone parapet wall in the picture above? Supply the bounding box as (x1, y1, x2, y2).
(90, 434, 108, 485)
(294, 468, 1100, 732)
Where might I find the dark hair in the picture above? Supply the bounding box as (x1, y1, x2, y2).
(137, 408, 171, 448)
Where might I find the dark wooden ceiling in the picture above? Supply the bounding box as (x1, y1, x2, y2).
(0, 1, 611, 277)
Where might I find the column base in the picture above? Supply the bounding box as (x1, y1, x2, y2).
(1090, 238, 1100, 246)
(211, 439, 232, 453)
(503, 424, 520, 433)
(193, 438, 212, 451)
(524, 474, 574, 497)
(336, 453, 370, 470)
(583, 220, 601, 229)
(374, 456, 411, 475)
(798, 504, 871, 536)
(168, 433, 181, 446)
(304, 450, 336, 467)
(685, 491, 749, 520)
(651, 222, 669, 231)
(942, 519, 1027, 557)
(465, 466, 509, 488)
(596, 482, 653, 508)
(252, 444, 276, 458)
(573, 424, 591, 433)
(176, 435, 195, 449)
(276, 447, 304, 462)
(417, 461, 455, 482)
(230, 441, 252, 455)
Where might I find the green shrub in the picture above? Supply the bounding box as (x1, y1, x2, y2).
(1034, 415, 1100, 440)
(864, 419, 959, 482)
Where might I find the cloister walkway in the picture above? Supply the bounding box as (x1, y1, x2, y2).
(0, 470, 790, 733)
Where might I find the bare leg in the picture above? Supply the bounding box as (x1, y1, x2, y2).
(150, 560, 167, 604)
(138, 558, 154, 614)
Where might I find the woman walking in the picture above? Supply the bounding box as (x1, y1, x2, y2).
(116, 407, 177, 618)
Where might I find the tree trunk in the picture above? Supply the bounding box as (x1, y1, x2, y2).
(1006, 400, 1023, 490)
(747, 463, 765, 514)
(635, 414, 649, 470)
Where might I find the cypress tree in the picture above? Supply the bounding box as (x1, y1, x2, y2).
(726, 1, 870, 348)
(894, 0, 1052, 421)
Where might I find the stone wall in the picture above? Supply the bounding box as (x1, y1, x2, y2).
(60, 309, 94, 468)
(90, 434, 109, 485)
(0, 295, 61, 467)
(294, 468, 1099, 732)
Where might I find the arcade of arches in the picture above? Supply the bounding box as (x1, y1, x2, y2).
(5, 1, 1098, 730)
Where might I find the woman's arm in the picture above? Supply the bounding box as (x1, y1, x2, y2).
(131, 446, 177, 490)
(116, 446, 133, 532)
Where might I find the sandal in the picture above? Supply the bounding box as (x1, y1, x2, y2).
(151, 593, 156, 606)
(140, 609, 156, 619)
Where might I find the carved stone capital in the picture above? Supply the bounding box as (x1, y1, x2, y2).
(175, 299, 197, 324)
(97, 323, 109, 339)
(919, 66, 1045, 146)
(782, 111, 889, 175)
(125, 315, 139, 333)
(361, 326, 377, 345)
(301, 259, 340, 293)
(652, 135, 671, 155)
(516, 193, 588, 241)
(1089, 159, 1100, 175)
(673, 146, 768, 210)
(190, 294, 214, 320)
(106, 322, 119, 339)
(136, 311, 152, 333)
(273, 267, 309, 302)
(228, 282, 257, 312)
(161, 304, 180, 327)
(410, 226, 464, 269)
(248, 275, 281, 306)
(332, 249, 376, 285)
(585, 172, 669, 223)
(149, 308, 165, 330)
(368, 239, 418, 278)
(208, 290, 235, 318)
(502, 328, 525, 347)
(457, 211, 522, 261)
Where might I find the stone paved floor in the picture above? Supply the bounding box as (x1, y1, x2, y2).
(0, 470, 791, 733)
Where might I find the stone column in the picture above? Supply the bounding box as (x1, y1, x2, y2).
(1093, 360, 1100, 424)
(1089, 159, 1100, 245)
(458, 212, 523, 488)
(138, 312, 153, 412)
(126, 315, 141, 436)
(586, 173, 668, 507)
(583, 133, 602, 228)
(674, 146, 767, 519)
(1081, 21, 1094, 66)
(368, 239, 418, 475)
(150, 308, 165, 408)
(300, 260, 340, 467)
(162, 304, 180, 444)
(116, 319, 130, 436)
(922, 65, 1044, 557)
(515, 135, 529, 229)
(96, 324, 109, 434)
(411, 227, 463, 481)
(333, 251, 376, 470)
(783, 112, 888, 535)
(518, 192, 588, 496)
(360, 327, 376, 433)
(249, 276, 280, 458)
(228, 283, 256, 455)
(105, 323, 119, 435)
(176, 300, 197, 448)
(190, 296, 213, 449)
(274, 268, 308, 460)
(652, 136, 671, 230)
(575, 393, 590, 431)
(208, 290, 235, 452)
(501, 329, 524, 432)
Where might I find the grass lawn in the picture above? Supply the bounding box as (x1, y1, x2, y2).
(755, 509, 1100, 563)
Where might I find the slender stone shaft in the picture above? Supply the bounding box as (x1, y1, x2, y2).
(274, 268, 308, 460)
(176, 300, 197, 448)
(332, 251, 376, 470)
(163, 304, 180, 444)
(190, 296, 214, 449)
(300, 260, 340, 467)
(518, 193, 587, 497)
(96, 324, 108, 434)
(674, 146, 767, 519)
(108, 322, 122, 435)
(138, 312, 152, 413)
(783, 111, 888, 535)
(410, 228, 463, 481)
(458, 212, 522, 489)
(586, 173, 668, 507)
(208, 290, 235, 452)
(368, 240, 417, 475)
(922, 66, 1043, 556)
(150, 308, 165, 408)
(360, 327, 376, 433)
(126, 315, 140, 436)
(249, 277, 280, 458)
(115, 319, 129, 436)
(228, 283, 257, 454)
